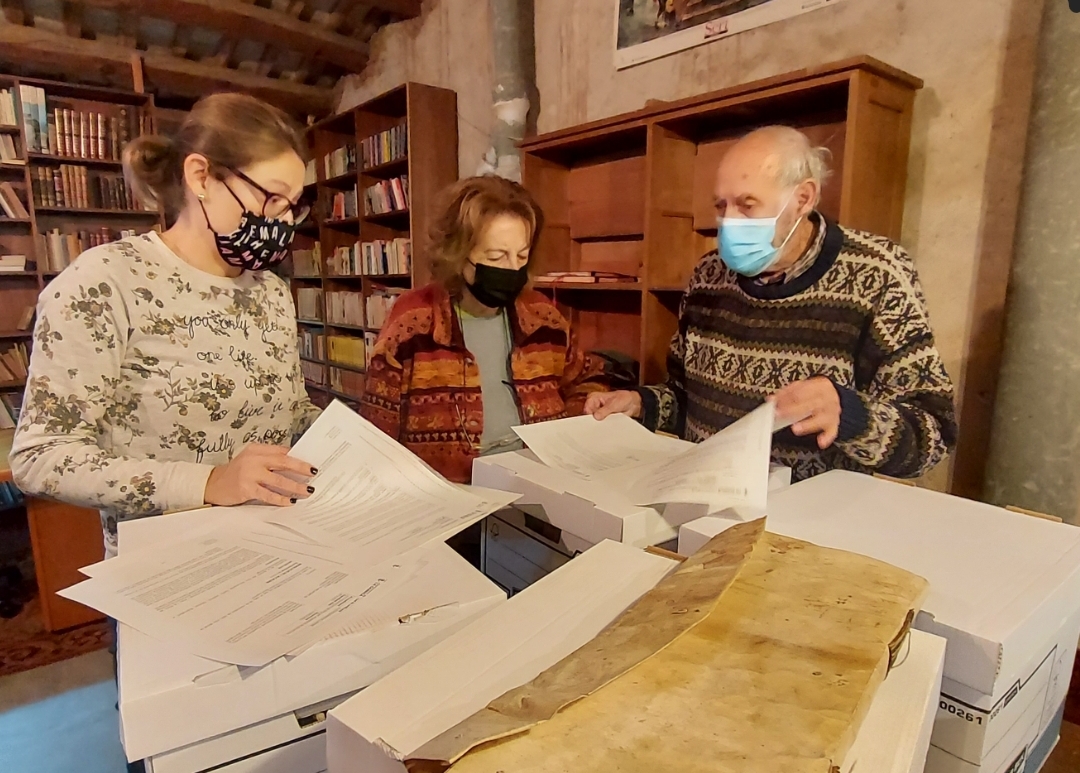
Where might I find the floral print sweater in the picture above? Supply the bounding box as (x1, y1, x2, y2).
(10, 232, 320, 555)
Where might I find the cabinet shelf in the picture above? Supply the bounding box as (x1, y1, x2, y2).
(27, 153, 123, 168)
(35, 207, 159, 218)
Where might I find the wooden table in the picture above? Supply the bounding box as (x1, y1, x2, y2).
(1, 427, 105, 631)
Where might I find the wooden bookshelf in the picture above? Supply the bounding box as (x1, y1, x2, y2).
(290, 82, 458, 409)
(0, 73, 162, 360)
(520, 56, 922, 385)
(0, 71, 164, 632)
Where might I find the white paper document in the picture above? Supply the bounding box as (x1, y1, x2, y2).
(511, 403, 775, 514)
(64, 400, 518, 667)
(61, 528, 411, 666)
(604, 403, 776, 512)
(263, 401, 518, 566)
(512, 414, 692, 479)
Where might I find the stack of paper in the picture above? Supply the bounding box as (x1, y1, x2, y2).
(512, 402, 776, 516)
(61, 401, 518, 667)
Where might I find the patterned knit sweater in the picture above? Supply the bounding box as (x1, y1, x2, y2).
(361, 283, 608, 483)
(638, 216, 957, 482)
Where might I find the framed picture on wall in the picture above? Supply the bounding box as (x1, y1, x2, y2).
(614, 0, 848, 69)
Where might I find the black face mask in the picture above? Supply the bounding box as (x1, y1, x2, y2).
(466, 262, 529, 308)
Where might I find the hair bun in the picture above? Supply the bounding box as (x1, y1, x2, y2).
(123, 135, 180, 211)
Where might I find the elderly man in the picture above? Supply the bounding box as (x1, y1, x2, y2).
(586, 125, 957, 481)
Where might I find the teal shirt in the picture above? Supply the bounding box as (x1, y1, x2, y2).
(458, 308, 526, 455)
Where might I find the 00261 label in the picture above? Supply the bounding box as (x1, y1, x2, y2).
(940, 699, 985, 725)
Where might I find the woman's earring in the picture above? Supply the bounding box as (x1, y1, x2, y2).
(197, 193, 206, 201)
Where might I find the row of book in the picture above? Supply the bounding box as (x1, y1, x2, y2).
(366, 288, 404, 330)
(292, 238, 412, 277)
(45, 109, 134, 162)
(326, 290, 365, 327)
(0, 183, 29, 218)
(292, 243, 321, 277)
(323, 144, 357, 179)
(300, 359, 326, 386)
(364, 176, 409, 216)
(0, 343, 29, 383)
(361, 124, 407, 168)
(0, 135, 20, 165)
(327, 335, 366, 369)
(17, 86, 147, 158)
(329, 186, 359, 220)
(297, 288, 324, 322)
(327, 244, 361, 276)
(304, 159, 317, 187)
(362, 238, 411, 276)
(330, 367, 365, 397)
(38, 228, 137, 273)
(0, 90, 18, 127)
(299, 329, 325, 361)
(32, 166, 140, 212)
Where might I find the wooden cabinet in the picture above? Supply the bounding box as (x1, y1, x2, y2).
(520, 56, 921, 385)
(27, 497, 104, 631)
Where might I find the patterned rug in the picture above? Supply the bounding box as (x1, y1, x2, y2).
(0, 593, 111, 677)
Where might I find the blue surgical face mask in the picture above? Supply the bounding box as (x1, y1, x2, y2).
(717, 190, 803, 276)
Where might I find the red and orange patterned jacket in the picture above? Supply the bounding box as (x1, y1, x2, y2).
(360, 283, 608, 483)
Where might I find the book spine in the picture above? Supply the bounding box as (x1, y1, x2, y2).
(110, 116, 120, 160)
(79, 112, 88, 159)
(19, 87, 35, 152)
(53, 169, 64, 209)
(62, 109, 71, 157)
(47, 111, 58, 158)
(88, 112, 97, 160)
(36, 89, 48, 154)
(97, 113, 106, 161)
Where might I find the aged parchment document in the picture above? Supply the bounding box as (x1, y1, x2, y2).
(412, 520, 927, 773)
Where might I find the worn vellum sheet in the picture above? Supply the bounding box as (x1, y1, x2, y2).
(407, 518, 767, 770)
(422, 525, 928, 773)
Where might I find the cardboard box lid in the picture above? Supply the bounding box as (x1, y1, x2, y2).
(116, 512, 505, 761)
(472, 451, 676, 546)
(840, 628, 946, 773)
(327, 539, 676, 765)
(765, 471, 1080, 697)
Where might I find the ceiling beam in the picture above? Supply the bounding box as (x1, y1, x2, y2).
(366, 0, 422, 16)
(0, 22, 334, 116)
(68, 0, 373, 71)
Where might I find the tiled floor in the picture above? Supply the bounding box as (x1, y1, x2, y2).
(0, 650, 1079, 773)
(0, 650, 127, 773)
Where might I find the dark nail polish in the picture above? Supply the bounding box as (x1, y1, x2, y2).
(290, 498, 297, 504)
(310, 467, 319, 475)
(307, 486, 315, 494)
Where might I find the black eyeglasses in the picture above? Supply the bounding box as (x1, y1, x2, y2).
(226, 168, 312, 224)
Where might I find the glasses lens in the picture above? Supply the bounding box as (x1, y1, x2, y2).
(293, 203, 311, 224)
(263, 195, 293, 220)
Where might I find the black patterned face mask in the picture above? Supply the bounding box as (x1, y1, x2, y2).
(199, 193, 296, 272)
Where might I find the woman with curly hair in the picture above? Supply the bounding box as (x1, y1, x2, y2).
(361, 175, 608, 484)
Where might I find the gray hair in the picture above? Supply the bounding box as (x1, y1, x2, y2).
(741, 125, 832, 203)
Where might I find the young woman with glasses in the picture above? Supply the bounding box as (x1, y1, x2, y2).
(11, 93, 320, 559)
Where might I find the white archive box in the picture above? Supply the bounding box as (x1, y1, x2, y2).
(115, 509, 506, 773)
(679, 471, 1080, 773)
(327, 537, 947, 773)
(472, 448, 791, 549)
